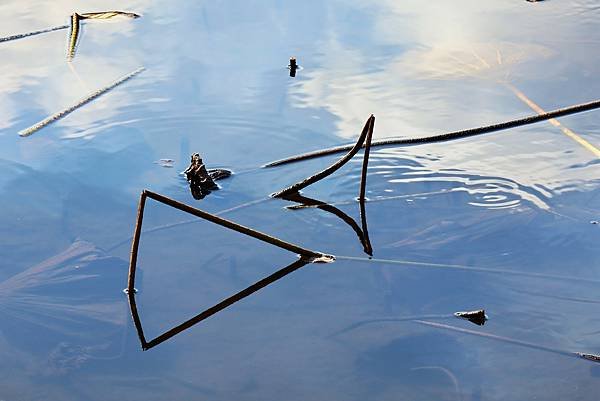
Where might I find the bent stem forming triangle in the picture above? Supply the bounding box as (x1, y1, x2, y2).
(271, 114, 375, 198)
(126, 190, 334, 349)
(127, 190, 333, 293)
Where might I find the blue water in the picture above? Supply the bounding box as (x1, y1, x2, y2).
(1, 1, 600, 400)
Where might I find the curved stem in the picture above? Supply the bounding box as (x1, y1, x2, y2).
(263, 99, 600, 167)
(271, 115, 374, 197)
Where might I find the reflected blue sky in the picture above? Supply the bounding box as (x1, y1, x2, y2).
(1, 1, 600, 400)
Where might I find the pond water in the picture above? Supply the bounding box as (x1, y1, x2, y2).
(1, 1, 600, 400)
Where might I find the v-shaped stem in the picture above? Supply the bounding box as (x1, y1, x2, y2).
(271, 115, 375, 198)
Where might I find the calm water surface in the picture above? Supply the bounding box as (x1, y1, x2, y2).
(1, 1, 600, 400)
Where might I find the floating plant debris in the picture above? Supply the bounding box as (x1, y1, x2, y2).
(271, 115, 375, 197)
(0, 11, 140, 45)
(575, 352, 600, 363)
(126, 190, 334, 349)
(183, 153, 232, 199)
(263, 99, 600, 167)
(289, 57, 298, 77)
(127, 190, 333, 293)
(18, 67, 145, 137)
(454, 309, 488, 326)
(66, 11, 140, 60)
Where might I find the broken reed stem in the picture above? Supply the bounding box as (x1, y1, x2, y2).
(126, 190, 331, 350)
(67, 13, 81, 61)
(271, 114, 375, 198)
(127, 191, 147, 293)
(143, 258, 310, 349)
(263, 98, 600, 167)
(18, 66, 145, 137)
(0, 24, 69, 43)
(359, 116, 375, 202)
(359, 200, 373, 256)
(142, 190, 327, 259)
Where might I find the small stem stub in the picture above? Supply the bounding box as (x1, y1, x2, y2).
(183, 153, 232, 200)
(289, 57, 298, 77)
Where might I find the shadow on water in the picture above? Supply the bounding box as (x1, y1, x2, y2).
(282, 192, 373, 256)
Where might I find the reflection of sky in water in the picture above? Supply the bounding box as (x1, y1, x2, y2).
(1, 0, 600, 400)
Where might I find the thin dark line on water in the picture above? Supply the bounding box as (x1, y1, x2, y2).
(413, 320, 598, 363)
(263, 99, 600, 167)
(511, 288, 600, 305)
(105, 197, 272, 253)
(0, 24, 69, 43)
(335, 255, 600, 285)
(330, 315, 453, 337)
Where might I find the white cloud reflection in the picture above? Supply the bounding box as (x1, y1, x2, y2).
(288, 0, 600, 208)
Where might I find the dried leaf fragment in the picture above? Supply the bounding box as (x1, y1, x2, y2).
(454, 309, 488, 326)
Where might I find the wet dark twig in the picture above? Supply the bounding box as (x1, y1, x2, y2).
(128, 190, 331, 276)
(415, 320, 600, 364)
(271, 115, 375, 197)
(359, 115, 375, 202)
(263, 99, 600, 167)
